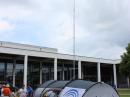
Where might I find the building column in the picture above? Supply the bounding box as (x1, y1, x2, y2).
(62, 64, 64, 80)
(97, 62, 101, 82)
(70, 68, 72, 79)
(54, 58, 57, 80)
(4, 62, 7, 81)
(40, 61, 42, 84)
(13, 59, 16, 87)
(127, 76, 130, 88)
(113, 64, 117, 88)
(24, 55, 28, 88)
(78, 60, 81, 79)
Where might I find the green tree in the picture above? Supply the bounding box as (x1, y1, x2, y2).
(120, 43, 130, 87)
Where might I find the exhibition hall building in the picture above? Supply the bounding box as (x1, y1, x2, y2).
(0, 41, 128, 89)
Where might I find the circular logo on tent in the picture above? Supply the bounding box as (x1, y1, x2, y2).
(63, 89, 79, 97)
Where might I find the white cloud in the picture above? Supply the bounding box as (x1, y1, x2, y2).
(0, 20, 14, 31)
(0, 19, 15, 40)
(0, 0, 130, 59)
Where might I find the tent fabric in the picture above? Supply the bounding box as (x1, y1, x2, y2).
(83, 82, 119, 97)
(34, 80, 56, 97)
(34, 80, 119, 97)
(39, 81, 69, 97)
(39, 80, 56, 88)
(47, 81, 69, 88)
(65, 80, 95, 89)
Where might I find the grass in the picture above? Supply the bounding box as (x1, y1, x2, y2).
(117, 89, 130, 97)
(119, 95, 130, 97)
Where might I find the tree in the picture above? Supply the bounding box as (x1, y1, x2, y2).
(120, 43, 130, 87)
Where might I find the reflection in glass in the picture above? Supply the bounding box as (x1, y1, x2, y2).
(28, 63, 40, 89)
(15, 64, 24, 88)
(82, 63, 97, 82)
(6, 63, 13, 84)
(0, 63, 4, 82)
(57, 63, 78, 80)
(42, 63, 54, 82)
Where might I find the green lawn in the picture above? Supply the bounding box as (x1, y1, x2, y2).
(117, 89, 130, 97)
(119, 95, 130, 97)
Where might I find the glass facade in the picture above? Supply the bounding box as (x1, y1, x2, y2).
(0, 54, 122, 89)
(0, 62, 13, 84)
(101, 64, 114, 85)
(57, 60, 78, 80)
(0, 62, 5, 82)
(28, 62, 40, 89)
(0, 60, 24, 88)
(82, 62, 97, 82)
(15, 63, 24, 88)
(27, 58, 54, 89)
(42, 63, 54, 82)
(6, 63, 13, 84)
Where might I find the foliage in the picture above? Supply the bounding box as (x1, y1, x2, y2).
(119, 43, 130, 76)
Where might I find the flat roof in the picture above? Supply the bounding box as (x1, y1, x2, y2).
(0, 41, 58, 53)
(0, 41, 120, 64)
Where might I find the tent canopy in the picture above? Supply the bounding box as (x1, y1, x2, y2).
(34, 80, 119, 97)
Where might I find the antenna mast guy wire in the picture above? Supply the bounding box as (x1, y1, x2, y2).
(73, 0, 76, 80)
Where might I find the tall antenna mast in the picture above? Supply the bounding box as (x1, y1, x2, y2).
(73, 0, 76, 80)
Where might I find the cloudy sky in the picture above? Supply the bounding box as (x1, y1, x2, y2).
(0, 0, 130, 59)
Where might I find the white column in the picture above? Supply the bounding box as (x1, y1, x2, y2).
(113, 64, 117, 88)
(70, 68, 72, 79)
(13, 59, 16, 87)
(127, 76, 130, 88)
(78, 60, 81, 79)
(24, 55, 28, 88)
(97, 62, 101, 82)
(62, 64, 64, 80)
(40, 61, 42, 84)
(54, 58, 57, 80)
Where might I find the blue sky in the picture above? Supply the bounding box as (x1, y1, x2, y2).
(0, 0, 130, 59)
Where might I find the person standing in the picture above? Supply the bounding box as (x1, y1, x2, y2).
(18, 85, 27, 97)
(27, 84, 33, 97)
(2, 84, 11, 96)
(9, 87, 16, 97)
